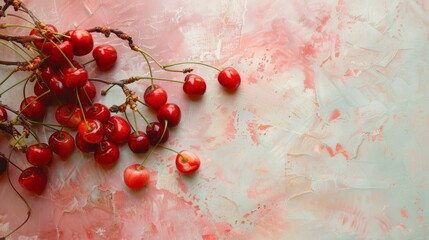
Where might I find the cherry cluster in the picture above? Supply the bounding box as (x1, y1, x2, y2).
(0, 0, 240, 237)
(0, 2, 240, 193)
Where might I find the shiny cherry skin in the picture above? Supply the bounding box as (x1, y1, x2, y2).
(85, 103, 110, 124)
(176, 150, 201, 174)
(55, 104, 83, 128)
(73, 80, 96, 107)
(26, 143, 52, 166)
(123, 164, 150, 190)
(19, 167, 48, 195)
(183, 74, 207, 96)
(218, 67, 241, 91)
(40, 65, 57, 84)
(49, 40, 74, 66)
(0, 154, 7, 176)
(104, 116, 131, 144)
(64, 67, 88, 88)
(48, 131, 75, 159)
(67, 29, 94, 56)
(20, 96, 46, 121)
(94, 140, 120, 166)
(49, 74, 72, 101)
(157, 103, 181, 127)
(92, 44, 117, 70)
(34, 80, 54, 103)
(144, 85, 168, 110)
(128, 131, 150, 153)
(77, 119, 105, 144)
(146, 122, 169, 145)
(0, 106, 8, 122)
(75, 132, 97, 153)
(29, 24, 57, 54)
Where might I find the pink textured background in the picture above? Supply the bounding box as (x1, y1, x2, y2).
(1, 0, 429, 239)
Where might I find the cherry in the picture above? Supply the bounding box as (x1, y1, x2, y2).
(61, 60, 83, 74)
(183, 74, 206, 96)
(123, 164, 150, 190)
(48, 131, 75, 159)
(20, 96, 46, 121)
(157, 103, 181, 127)
(0, 106, 8, 122)
(19, 167, 48, 195)
(94, 140, 120, 166)
(218, 67, 241, 91)
(144, 85, 168, 110)
(49, 74, 72, 101)
(92, 45, 117, 70)
(175, 150, 200, 174)
(40, 65, 57, 84)
(67, 29, 94, 56)
(73, 80, 96, 107)
(128, 131, 150, 153)
(85, 103, 110, 124)
(75, 132, 97, 153)
(104, 116, 131, 144)
(55, 104, 83, 128)
(33, 80, 54, 103)
(64, 67, 88, 88)
(77, 119, 105, 144)
(0, 154, 7, 176)
(26, 143, 52, 166)
(146, 122, 169, 145)
(49, 40, 74, 66)
(29, 24, 57, 54)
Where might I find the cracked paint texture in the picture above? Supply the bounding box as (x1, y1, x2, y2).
(0, 0, 429, 239)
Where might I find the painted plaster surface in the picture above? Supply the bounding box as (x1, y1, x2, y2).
(0, 0, 429, 239)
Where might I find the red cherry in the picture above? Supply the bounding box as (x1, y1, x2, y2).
(61, 60, 83, 74)
(146, 122, 169, 145)
(55, 104, 83, 128)
(77, 119, 105, 144)
(29, 24, 57, 54)
(175, 150, 201, 174)
(104, 116, 131, 144)
(40, 65, 57, 84)
(183, 74, 206, 96)
(0, 154, 7, 176)
(48, 131, 75, 159)
(85, 103, 110, 124)
(64, 67, 88, 88)
(68, 29, 94, 56)
(34, 80, 54, 103)
(19, 167, 48, 194)
(0, 105, 8, 122)
(128, 131, 150, 153)
(218, 67, 241, 91)
(94, 140, 120, 166)
(20, 96, 46, 121)
(75, 132, 97, 153)
(73, 80, 96, 107)
(49, 40, 74, 66)
(157, 103, 181, 127)
(123, 164, 150, 190)
(29, 24, 58, 39)
(144, 85, 168, 110)
(49, 74, 72, 101)
(26, 143, 52, 166)
(92, 45, 117, 70)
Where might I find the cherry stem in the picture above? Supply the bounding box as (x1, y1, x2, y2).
(0, 23, 34, 29)
(7, 13, 35, 26)
(158, 145, 180, 154)
(81, 87, 94, 109)
(75, 89, 89, 128)
(26, 119, 62, 131)
(135, 108, 150, 125)
(139, 51, 154, 90)
(0, 72, 33, 96)
(0, 69, 17, 86)
(83, 59, 95, 66)
(141, 119, 168, 165)
(47, 38, 76, 71)
(0, 40, 30, 63)
(0, 60, 25, 66)
(12, 41, 34, 59)
(16, 89, 50, 119)
(133, 76, 184, 84)
(1, 154, 31, 239)
(132, 110, 139, 134)
(163, 61, 221, 72)
(123, 111, 136, 133)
